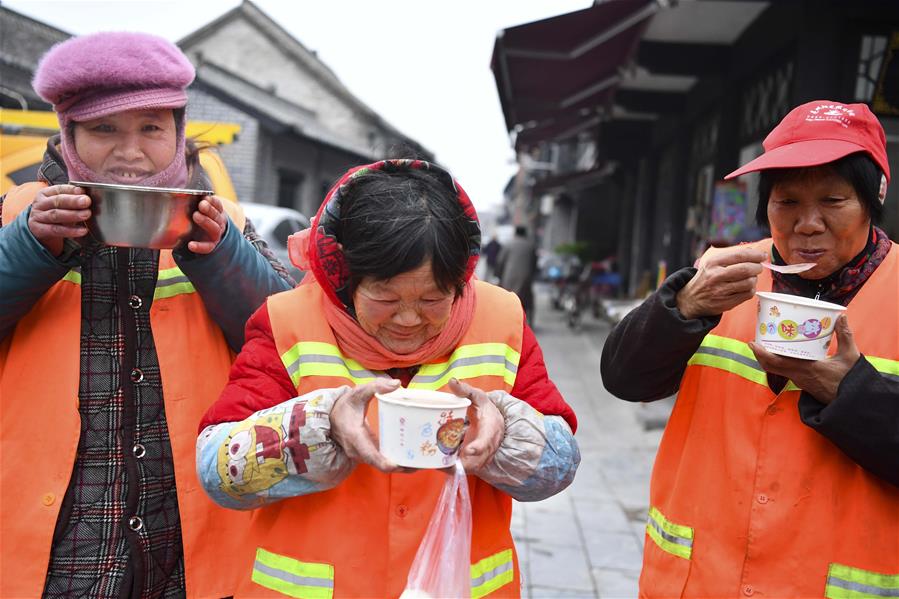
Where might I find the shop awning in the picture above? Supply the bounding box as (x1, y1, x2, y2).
(533, 163, 617, 194)
(515, 112, 603, 149)
(492, 0, 656, 143)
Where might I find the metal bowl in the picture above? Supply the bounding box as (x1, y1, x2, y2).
(71, 181, 213, 249)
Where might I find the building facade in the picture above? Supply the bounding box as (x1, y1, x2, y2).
(493, 0, 899, 295)
(0, 5, 67, 111)
(0, 1, 430, 218)
(178, 1, 430, 215)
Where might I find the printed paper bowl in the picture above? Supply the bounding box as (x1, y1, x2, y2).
(376, 388, 471, 469)
(755, 291, 846, 360)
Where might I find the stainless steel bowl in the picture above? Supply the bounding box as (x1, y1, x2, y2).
(71, 181, 213, 249)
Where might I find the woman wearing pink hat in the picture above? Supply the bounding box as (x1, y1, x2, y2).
(602, 101, 898, 597)
(0, 32, 293, 598)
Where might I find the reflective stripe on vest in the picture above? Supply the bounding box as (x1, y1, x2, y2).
(646, 507, 693, 560)
(687, 334, 767, 386)
(154, 266, 196, 300)
(782, 356, 899, 392)
(62, 268, 81, 285)
(471, 548, 514, 598)
(57, 266, 197, 301)
(410, 343, 520, 390)
(825, 562, 899, 598)
(281, 341, 379, 386)
(62, 269, 81, 284)
(251, 548, 334, 599)
(279, 342, 521, 389)
(693, 335, 899, 390)
(866, 356, 899, 383)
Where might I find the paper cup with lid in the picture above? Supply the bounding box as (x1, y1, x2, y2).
(376, 388, 470, 468)
(755, 292, 847, 360)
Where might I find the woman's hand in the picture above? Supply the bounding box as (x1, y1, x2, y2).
(187, 195, 228, 254)
(449, 378, 505, 473)
(749, 315, 860, 405)
(27, 184, 92, 256)
(677, 247, 767, 319)
(330, 378, 404, 473)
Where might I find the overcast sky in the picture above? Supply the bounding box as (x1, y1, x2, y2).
(5, 0, 591, 212)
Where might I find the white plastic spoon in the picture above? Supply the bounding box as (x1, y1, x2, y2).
(761, 262, 816, 274)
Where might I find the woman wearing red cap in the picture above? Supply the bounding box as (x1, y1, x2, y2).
(602, 101, 898, 597)
(0, 32, 293, 598)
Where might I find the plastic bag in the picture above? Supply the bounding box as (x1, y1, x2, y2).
(401, 462, 472, 598)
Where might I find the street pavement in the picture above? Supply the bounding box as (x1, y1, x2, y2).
(511, 287, 670, 598)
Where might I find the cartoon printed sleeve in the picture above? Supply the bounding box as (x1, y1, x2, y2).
(473, 391, 580, 502)
(196, 386, 353, 510)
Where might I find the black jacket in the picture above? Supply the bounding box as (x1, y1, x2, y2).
(601, 267, 899, 487)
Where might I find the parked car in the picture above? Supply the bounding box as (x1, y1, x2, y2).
(240, 202, 310, 282)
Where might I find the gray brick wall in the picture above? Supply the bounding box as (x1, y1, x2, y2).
(186, 87, 259, 203)
(183, 17, 413, 158)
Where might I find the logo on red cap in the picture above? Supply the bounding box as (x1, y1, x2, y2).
(725, 99, 890, 184)
(805, 104, 856, 128)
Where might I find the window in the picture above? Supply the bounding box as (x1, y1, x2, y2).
(272, 219, 296, 248)
(271, 217, 309, 248)
(740, 61, 793, 141)
(855, 35, 888, 102)
(737, 142, 764, 221)
(277, 170, 304, 209)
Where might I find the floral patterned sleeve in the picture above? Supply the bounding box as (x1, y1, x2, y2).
(196, 387, 354, 510)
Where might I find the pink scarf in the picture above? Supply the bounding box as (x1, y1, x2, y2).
(322, 279, 476, 370)
(288, 160, 482, 370)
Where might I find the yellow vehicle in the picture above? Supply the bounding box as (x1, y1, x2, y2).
(1, 109, 241, 198)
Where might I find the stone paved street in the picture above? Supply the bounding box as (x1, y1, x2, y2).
(511, 288, 670, 598)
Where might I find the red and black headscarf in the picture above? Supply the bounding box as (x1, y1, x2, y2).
(297, 159, 481, 312)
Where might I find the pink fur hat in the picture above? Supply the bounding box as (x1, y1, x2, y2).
(32, 31, 195, 121)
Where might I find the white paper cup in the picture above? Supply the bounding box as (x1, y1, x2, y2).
(755, 292, 847, 360)
(376, 389, 471, 468)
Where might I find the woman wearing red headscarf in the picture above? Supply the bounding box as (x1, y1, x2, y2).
(197, 159, 580, 597)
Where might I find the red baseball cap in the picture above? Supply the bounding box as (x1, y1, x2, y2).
(725, 100, 890, 182)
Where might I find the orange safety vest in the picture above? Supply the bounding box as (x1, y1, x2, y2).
(641, 239, 899, 598)
(225, 280, 524, 598)
(0, 182, 253, 597)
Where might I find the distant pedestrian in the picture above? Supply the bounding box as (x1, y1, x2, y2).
(483, 235, 502, 282)
(499, 226, 537, 323)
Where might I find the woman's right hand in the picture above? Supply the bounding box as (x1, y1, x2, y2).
(27, 184, 92, 256)
(330, 378, 404, 473)
(676, 247, 767, 319)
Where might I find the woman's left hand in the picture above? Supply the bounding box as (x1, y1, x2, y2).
(749, 314, 860, 405)
(187, 195, 228, 254)
(449, 378, 505, 472)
